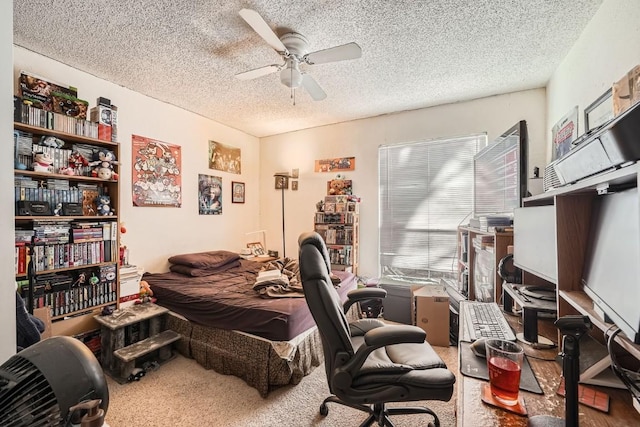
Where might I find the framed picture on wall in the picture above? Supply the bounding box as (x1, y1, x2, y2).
(231, 181, 245, 203)
(584, 88, 614, 133)
(247, 242, 265, 256)
(551, 106, 578, 161)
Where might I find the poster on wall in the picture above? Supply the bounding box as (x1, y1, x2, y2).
(132, 134, 182, 207)
(551, 106, 578, 161)
(198, 174, 223, 215)
(209, 141, 241, 174)
(314, 157, 355, 172)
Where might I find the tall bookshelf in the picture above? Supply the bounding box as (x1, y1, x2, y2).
(314, 196, 360, 274)
(14, 121, 120, 336)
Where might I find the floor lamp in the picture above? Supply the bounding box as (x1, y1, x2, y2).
(274, 172, 290, 258)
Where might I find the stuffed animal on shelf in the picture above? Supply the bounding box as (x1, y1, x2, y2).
(96, 194, 114, 216)
(89, 148, 118, 180)
(57, 166, 76, 176)
(92, 165, 118, 180)
(328, 178, 352, 195)
(39, 135, 65, 148)
(32, 152, 54, 173)
(89, 147, 118, 168)
(68, 151, 89, 175)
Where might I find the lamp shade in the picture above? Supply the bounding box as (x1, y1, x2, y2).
(280, 61, 302, 88)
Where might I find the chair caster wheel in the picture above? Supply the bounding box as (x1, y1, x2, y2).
(319, 403, 329, 416)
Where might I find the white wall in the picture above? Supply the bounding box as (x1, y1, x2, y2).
(260, 89, 547, 278)
(547, 0, 640, 160)
(12, 47, 262, 273)
(1, 2, 15, 362)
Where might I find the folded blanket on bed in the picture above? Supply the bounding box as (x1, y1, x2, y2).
(252, 258, 305, 298)
(168, 250, 240, 269)
(169, 259, 241, 277)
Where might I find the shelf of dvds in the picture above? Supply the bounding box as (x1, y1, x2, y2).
(314, 195, 360, 274)
(14, 120, 120, 335)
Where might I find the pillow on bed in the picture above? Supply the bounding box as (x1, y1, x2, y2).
(168, 250, 240, 269)
(169, 259, 241, 277)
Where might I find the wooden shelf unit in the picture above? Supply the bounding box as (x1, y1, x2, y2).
(14, 121, 120, 336)
(314, 197, 359, 274)
(519, 162, 640, 366)
(457, 226, 513, 301)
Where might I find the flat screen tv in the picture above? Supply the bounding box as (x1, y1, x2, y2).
(582, 188, 640, 344)
(474, 121, 528, 217)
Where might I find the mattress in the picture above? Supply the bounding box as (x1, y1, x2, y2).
(143, 260, 357, 341)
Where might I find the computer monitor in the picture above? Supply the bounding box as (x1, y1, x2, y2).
(582, 188, 640, 344)
(474, 121, 528, 216)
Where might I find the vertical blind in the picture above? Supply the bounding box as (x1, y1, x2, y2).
(378, 134, 486, 280)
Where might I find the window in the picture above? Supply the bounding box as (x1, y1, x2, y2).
(379, 134, 486, 281)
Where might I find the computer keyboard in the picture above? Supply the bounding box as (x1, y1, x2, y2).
(462, 301, 517, 341)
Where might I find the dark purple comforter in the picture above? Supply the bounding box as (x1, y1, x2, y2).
(143, 260, 357, 341)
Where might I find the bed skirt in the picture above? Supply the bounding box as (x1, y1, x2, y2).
(165, 311, 330, 397)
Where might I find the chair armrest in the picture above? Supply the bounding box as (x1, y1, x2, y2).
(343, 287, 387, 314)
(363, 324, 426, 347)
(339, 325, 426, 375)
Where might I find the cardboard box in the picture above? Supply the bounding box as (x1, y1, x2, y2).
(90, 105, 112, 125)
(613, 64, 640, 116)
(412, 285, 450, 347)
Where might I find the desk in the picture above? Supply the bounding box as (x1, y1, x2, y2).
(456, 307, 640, 426)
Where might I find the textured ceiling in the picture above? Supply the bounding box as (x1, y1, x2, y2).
(13, 0, 603, 138)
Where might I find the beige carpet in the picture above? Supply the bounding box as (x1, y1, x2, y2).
(105, 346, 459, 427)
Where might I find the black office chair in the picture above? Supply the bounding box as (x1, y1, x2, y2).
(298, 232, 456, 427)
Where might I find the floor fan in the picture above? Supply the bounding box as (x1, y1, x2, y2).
(0, 336, 109, 426)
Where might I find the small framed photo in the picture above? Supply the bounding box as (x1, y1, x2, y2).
(275, 174, 289, 190)
(247, 242, 265, 256)
(584, 88, 614, 133)
(231, 181, 245, 203)
(291, 180, 298, 191)
(291, 168, 299, 178)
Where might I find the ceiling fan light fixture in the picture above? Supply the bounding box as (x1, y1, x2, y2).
(280, 61, 303, 88)
(237, 9, 361, 102)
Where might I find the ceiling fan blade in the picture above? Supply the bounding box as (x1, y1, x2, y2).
(235, 64, 281, 81)
(239, 9, 288, 54)
(301, 74, 327, 101)
(304, 42, 362, 65)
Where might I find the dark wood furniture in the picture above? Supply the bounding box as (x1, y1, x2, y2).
(95, 303, 179, 382)
(15, 122, 121, 336)
(456, 311, 640, 426)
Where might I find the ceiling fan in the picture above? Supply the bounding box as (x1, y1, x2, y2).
(236, 8, 362, 102)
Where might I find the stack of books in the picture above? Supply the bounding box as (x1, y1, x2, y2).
(119, 264, 142, 308)
(470, 215, 512, 231)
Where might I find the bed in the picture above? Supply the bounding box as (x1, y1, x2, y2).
(142, 251, 358, 397)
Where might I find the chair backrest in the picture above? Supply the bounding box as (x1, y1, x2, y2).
(298, 232, 355, 386)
